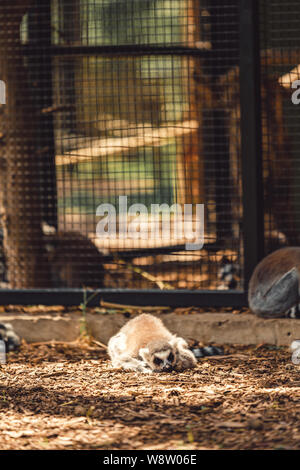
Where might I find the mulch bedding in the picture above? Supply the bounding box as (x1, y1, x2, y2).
(0, 341, 299, 450)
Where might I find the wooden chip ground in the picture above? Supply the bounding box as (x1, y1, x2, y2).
(0, 341, 299, 450)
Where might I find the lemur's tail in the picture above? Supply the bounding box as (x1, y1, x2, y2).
(191, 345, 224, 359)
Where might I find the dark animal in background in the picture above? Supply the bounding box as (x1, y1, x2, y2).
(218, 256, 240, 289)
(248, 247, 300, 318)
(0, 228, 104, 289)
(45, 231, 104, 288)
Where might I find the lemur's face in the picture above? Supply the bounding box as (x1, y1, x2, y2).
(140, 342, 177, 372)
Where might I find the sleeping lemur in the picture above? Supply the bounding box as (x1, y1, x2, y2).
(248, 247, 300, 318)
(108, 313, 223, 373)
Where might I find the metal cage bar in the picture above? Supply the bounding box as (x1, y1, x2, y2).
(27, 0, 58, 229)
(239, 0, 264, 289)
(0, 288, 246, 307)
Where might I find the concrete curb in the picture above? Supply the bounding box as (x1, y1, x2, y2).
(0, 312, 299, 346)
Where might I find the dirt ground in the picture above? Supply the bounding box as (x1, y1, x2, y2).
(0, 341, 299, 450)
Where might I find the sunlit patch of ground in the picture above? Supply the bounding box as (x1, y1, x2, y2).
(0, 341, 299, 450)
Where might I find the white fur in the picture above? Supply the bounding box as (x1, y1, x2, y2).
(154, 350, 172, 361)
(290, 340, 300, 352)
(107, 332, 127, 366)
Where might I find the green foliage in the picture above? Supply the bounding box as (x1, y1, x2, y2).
(81, 0, 184, 46)
(79, 289, 99, 339)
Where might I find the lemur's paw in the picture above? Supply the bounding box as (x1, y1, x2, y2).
(286, 304, 300, 319)
(174, 349, 197, 371)
(133, 362, 152, 373)
(291, 341, 300, 365)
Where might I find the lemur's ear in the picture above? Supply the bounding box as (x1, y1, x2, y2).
(169, 336, 178, 347)
(170, 336, 188, 350)
(139, 347, 150, 362)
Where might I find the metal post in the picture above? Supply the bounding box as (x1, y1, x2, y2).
(27, 0, 58, 229)
(240, 0, 264, 289)
(208, 0, 239, 246)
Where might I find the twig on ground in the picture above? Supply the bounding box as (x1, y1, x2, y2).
(100, 300, 171, 312)
(91, 339, 108, 350)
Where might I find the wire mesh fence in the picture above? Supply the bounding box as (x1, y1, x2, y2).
(259, 0, 300, 254)
(0, 0, 298, 305)
(49, 0, 241, 292)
